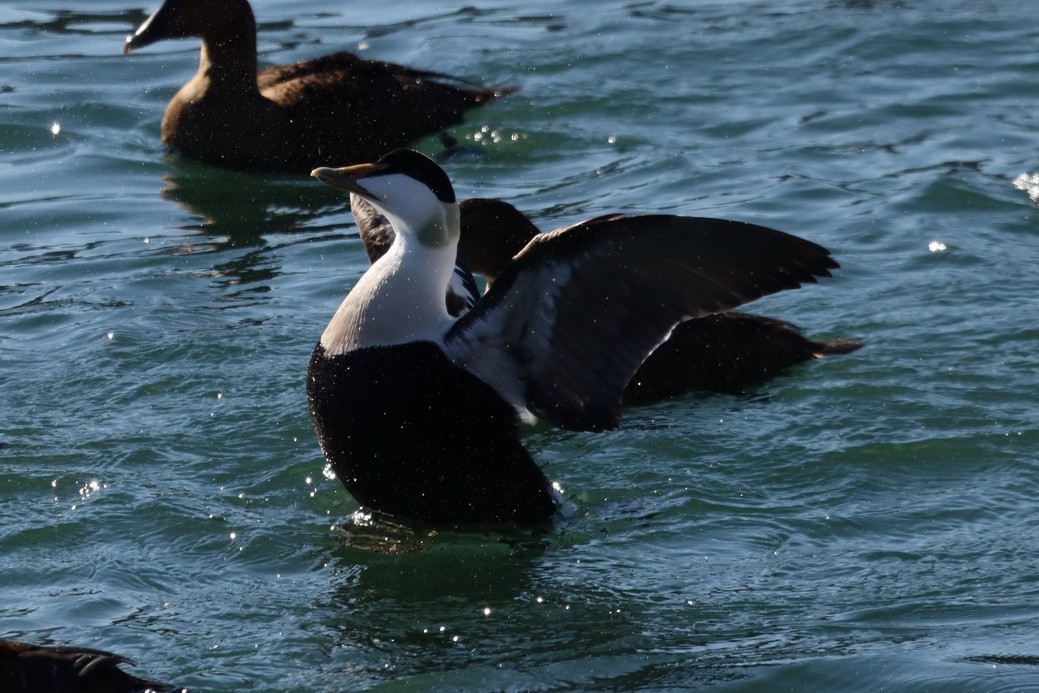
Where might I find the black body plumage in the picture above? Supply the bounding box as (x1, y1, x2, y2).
(307, 341, 556, 524)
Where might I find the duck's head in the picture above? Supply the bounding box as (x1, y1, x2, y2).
(313, 149, 460, 250)
(124, 0, 256, 54)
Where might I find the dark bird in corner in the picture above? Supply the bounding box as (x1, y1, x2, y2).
(307, 149, 859, 525)
(0, 640, 174, 693)
(123, 0, 516, 173)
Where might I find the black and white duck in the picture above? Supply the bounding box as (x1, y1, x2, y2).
(307, 149, 851, 524)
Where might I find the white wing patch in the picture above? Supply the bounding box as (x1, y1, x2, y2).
(444, 263, 570, 412)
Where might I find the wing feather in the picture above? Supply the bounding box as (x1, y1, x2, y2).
(442, 214, 838, 431)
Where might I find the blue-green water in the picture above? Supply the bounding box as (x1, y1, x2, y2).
(3, 0, 1038, 690)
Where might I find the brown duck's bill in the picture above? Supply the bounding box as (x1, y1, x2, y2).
(123, 0, 182, 54)
(124, 32, 150, 54)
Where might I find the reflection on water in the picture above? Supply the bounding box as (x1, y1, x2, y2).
(312, 521, 554, 687)
(160, 158, 348, 238)
(0, 8, 147, 36)
(331, 507, 551, 556)
(332, 509, 437, 555)
(158, 157, 355, 303)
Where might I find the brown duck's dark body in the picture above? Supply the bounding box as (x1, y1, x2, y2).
(0, 640, 171, 693)
(127, 0, 514, 173)
(306, 341, 557, 525)
(161, 53, 510, 173)
(626, 312, 863, 402)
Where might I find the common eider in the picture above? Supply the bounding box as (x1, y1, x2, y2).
(350, 195, 862, 400)
(307, 150, 851, 524)
(123, 0, 515, 173)
(0, 640, 172, 693)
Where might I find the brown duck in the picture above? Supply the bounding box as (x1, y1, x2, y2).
(0, 640, 173, 693)
(351, 194, 863, 401)
(124, 0, 516, 173)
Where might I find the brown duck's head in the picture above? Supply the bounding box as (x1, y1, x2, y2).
(457, 198, 540, 282)
(124, 0, 256, 54)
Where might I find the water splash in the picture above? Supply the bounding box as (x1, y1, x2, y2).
(1012, 172, 1039, 201)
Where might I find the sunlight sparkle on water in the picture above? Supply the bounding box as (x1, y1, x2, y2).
(79, 480, 105, 498)
(50, 122, 60, 135)
(928, 240, 947, 252)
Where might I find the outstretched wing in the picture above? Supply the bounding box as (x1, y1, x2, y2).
(441, 214, 839, 431)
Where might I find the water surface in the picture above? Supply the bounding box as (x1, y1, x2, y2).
(2, 0, 1038, 690)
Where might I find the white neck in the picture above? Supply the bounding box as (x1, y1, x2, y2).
(320, 203, 460, 355)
